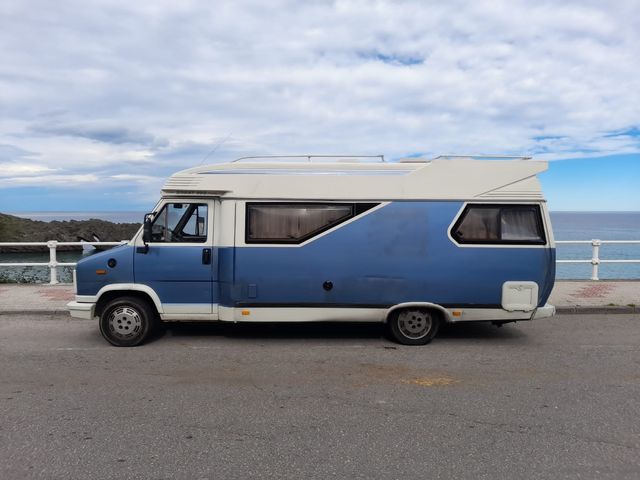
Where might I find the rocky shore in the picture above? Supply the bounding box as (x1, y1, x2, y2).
(0, 213, 141, 253)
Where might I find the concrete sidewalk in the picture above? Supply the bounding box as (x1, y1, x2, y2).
(550, 280, 639, 314)
(0, 281, 638, 315)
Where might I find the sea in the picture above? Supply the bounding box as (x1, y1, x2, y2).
(1, 211, 639, 283)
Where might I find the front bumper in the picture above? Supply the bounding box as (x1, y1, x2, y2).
(67, 301, 95, 320)
(533, 303, 556, 319)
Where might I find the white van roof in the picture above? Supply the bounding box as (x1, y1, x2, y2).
(161, 155, 547, 201)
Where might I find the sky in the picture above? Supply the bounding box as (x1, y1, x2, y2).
(0, 0, 639, 212)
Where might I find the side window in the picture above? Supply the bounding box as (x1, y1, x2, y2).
(246, 203, 376, 244)
(150, 203, 208, 243)
(501, 207, 544, 241)
(454, 207, 500, 241)
(452, 204, 545, 245)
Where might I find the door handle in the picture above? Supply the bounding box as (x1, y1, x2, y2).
(202, 248, 212, 265)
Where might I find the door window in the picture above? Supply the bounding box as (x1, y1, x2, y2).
(150, 203, 208, 243)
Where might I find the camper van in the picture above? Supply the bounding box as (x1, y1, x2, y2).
(67, 155, 556, 347)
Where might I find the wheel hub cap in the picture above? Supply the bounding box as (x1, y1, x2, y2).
(397, 310, 432, 340)
(107, 306, 142, 339)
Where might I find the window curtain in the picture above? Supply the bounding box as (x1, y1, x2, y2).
(456, 208, 500, 240)
(501, 209, 540, 241)
(248, 205, 351, 241)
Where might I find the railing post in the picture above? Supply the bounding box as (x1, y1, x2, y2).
(591, 239, 601, 281)
(48, 240, 59, 285)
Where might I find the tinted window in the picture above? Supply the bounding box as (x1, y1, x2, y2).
(454, 207, 500, 241)
(452, 204, 545, 245)
(501, 208, 543, 241)
(151, 203, 208, 243)
(246, 203, 376, 243)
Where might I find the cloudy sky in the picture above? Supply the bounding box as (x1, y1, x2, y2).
(1, 0, 639, 212)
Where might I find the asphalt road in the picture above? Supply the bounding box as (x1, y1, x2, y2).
(1, 314, 639, 480)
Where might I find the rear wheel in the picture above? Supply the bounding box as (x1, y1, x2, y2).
(387, 308, 440, 345)
(99, 296, 157, 347)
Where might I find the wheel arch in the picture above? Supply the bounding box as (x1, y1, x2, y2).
(386, 302, 451, 323)
(94, 284, 163, 317)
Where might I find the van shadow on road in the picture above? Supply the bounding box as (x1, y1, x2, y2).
(162, 320, 528, 344)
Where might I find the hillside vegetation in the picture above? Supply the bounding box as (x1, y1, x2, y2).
(0, 213, 141, 252)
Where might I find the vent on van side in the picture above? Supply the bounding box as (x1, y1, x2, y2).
(479, 191, 543, 200)
(163, 176, 204, 189)
(476, 176, 544, 200)
(502, 281, 539, 311)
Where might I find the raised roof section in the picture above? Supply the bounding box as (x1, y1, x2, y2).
(231, 155, 386, 163)
(162, 155, 547, 201)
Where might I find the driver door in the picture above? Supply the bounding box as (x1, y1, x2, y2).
(135, 200, 217, 317)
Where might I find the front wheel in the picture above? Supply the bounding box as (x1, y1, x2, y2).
(387, 308, 440, 345)
(99, 296, 157, 347)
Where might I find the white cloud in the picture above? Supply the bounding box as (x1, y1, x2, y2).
(0, 163, 57, 177)
(0, 0, 639, 199)
(0, 174, 98, 186)
(109, 174, 163, 183)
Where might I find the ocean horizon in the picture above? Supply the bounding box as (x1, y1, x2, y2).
(7, 209, 640, 223)
(2, 210, 640, 281)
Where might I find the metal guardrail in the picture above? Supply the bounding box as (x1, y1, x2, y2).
(0, 239, 639, 284)
(0, 241, 126, 284)
(555, 240, 640, 280)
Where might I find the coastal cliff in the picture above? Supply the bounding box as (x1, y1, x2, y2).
(0, 213, 141, 252)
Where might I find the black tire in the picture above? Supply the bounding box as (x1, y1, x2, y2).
(387, 308, 440, 345)
(99, 296, 158, 347)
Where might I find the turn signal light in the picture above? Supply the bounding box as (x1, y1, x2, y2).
(95, 269, 107, 275)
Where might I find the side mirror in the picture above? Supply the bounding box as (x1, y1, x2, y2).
(138, 213, 153, 254)
(143, 214, 152, 243)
